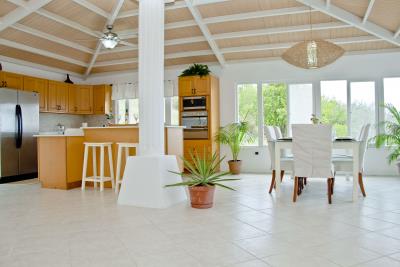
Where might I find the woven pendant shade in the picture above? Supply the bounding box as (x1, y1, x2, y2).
(282, 40, 345, 69)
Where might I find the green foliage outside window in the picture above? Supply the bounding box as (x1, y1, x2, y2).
(262, 83, 288, 135)
(321, 96, 347, 136)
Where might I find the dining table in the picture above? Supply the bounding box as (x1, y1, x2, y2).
(274, 139, 361, 201)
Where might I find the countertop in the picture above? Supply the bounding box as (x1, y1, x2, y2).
(34, 134, 84, 137)
(81, 125, 186, 129)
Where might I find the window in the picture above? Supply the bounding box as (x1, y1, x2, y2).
(288, 83, 313, 135)
(262, 83, 288, 143)
(171, 96, 179, 125)
(237, 83, 258, 145)
(116, 99, 139, 124)
(321, 80, 348, 137)
(350, 81, 375, 138)
(384, 77, 400, 122)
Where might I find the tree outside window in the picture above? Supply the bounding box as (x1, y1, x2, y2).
(237, 84, 258, 145)
(262, 83, 288, 137)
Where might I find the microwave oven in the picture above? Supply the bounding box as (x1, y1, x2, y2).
(182, 96, 206, 110)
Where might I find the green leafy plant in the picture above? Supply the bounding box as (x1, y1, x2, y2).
(180, 63, 211, 77)
(215, 122, 253, 161)
(371, 104, 400, 163)
(166, 150, 238, 190)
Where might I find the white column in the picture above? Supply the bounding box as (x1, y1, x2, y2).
(118, 0, 187, 208)
(138, 0, 165, 156)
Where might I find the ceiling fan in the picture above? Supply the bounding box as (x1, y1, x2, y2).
(100, 25, 120, 49)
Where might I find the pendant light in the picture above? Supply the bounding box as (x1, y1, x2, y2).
(282, 7, 344, 69)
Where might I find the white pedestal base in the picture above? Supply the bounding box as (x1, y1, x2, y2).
(117, 155, 187, 209)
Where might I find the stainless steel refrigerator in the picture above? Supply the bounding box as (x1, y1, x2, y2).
(0, 88, 39, 183)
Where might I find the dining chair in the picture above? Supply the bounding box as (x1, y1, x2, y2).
(264, 126, 293, 194)
(333, 124, 370, 197)
(292, 124, 335, 204)
(273, 126, 283, 139)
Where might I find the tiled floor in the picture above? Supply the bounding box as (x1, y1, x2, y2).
(1, 174, 400, 267)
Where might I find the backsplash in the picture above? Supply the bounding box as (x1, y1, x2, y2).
(39, 113, 85, 132)
(39, 113, 109, 132)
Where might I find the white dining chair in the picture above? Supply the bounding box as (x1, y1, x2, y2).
(292, 124, 335, 204)
(264, 126, 293, 194)
(273, 126, 283, 139)
(333, 124, 370, 197)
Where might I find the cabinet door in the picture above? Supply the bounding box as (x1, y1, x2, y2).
(193, 76, 210, 95)
(48, 81, 58, 112)
(48, 81, 68, 113)
(1, 71, 23, 90)
(57, 83, 68, 113)
(23, 76, 48, 112)
(178, 77, 194, 96)
(68, 84, 78, 113)
(76, 85, 93, 114)
(93, 85, 105, 114)
(183, 140, 211, 162)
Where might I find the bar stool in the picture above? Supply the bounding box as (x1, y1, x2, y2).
(115, 142, 139, 193)
(82, 142, 115, 191)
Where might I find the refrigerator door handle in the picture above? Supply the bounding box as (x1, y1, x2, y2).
(15, 104, 23, 149)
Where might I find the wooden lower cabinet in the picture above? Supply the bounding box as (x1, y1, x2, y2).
(37, 136, 84, 189)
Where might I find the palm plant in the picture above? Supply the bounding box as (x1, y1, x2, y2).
(166, 150, 238, 190)
(215, 122, 253, 161)
(179, 63, 211, 77)
(372, 104, 400, 163)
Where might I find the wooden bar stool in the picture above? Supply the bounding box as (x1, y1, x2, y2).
(115, 142, 139, 193)
(82, 142, 115, 191)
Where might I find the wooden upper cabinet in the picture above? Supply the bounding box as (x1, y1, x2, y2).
(93, 84, 112, 114)
(0, 71, 23, 90)
(23, 76, 48, 112)
(76, 85, 93, 114)
(178, 75, 210, 96)
(48, 81, 68, 113)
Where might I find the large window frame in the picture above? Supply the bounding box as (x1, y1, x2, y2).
(236, 79, 383, 147)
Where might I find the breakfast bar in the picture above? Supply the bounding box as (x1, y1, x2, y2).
(36, 126, 184, 189)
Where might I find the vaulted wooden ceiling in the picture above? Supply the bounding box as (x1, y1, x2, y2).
(0, 0, 399, 78)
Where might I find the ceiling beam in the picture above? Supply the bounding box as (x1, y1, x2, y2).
(71, 0, 109, 18)
(0, 38, 87, 66)
(213, 22, 350, 40)
(192, 0, 229, 5)
(395, 27, 400, 39)
(85, 0, 125, 77)
(11, 23, 94, 54)
(117, 1, 187, 19)
(184, 0, 225, 66)
(0, 0, 53, 32)
(221, 36, 380, 54)
(0, 55, 83, 78)
(362, 0, 375, 24)
(203, 6, 317, 24)
(296, 0, 400, 46)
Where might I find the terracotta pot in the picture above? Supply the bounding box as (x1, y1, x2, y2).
(228, 160, 242, 175)
(188, 185, 215, 209)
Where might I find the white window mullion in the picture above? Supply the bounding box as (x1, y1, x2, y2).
(257, 82, 264, 147)
(347, 80, 351, 136)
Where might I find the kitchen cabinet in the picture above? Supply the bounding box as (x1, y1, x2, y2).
(0, 71, 23, 90)
(48, 81, 68, 113)
(178, 76, 210, 96)
(68, 84, 93, 114)
(23, 76, 48, 112)
(179, 75, 220, 170)
(93, 84, 112, 114)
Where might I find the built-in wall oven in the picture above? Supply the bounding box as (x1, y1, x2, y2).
(182, 96, 206, 111)
(181, 111, 208, 140)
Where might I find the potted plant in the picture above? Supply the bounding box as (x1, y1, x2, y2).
(215, 122, 253, 174)
(166, 150, 238, 209)
(180, 63, 211, 77)
(372, 104, 400, 173)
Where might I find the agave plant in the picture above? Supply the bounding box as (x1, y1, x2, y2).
(166, 150, 239, 190)
(215, 122, 253, 161)
(180, 63, 211, 77)
(372, 104, 400, 163)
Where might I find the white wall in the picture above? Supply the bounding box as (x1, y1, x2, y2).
(4, 52, 400, 176)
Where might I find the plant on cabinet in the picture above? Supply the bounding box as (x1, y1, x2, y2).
(215, 121, 253, 174)
(166, 151, 237, 209)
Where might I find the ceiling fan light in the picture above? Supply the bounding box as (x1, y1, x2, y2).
(101, 31, 120, 49)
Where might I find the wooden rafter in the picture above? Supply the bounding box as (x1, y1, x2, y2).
(296, 0, 400, 46)
(184, 0, 225, 66)
(85, 0, 125, 77)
